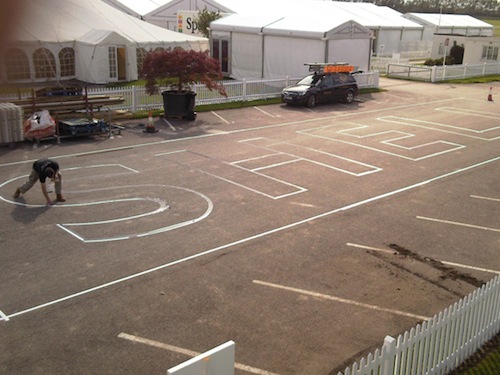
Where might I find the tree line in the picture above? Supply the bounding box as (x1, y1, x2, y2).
(370, 0, 500, 18)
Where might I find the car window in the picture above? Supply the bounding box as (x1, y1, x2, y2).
(337, 74, 353, 83)
(321, 75, 335, 87)
(297, 75, 318, 86)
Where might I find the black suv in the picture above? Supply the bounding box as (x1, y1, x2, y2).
(281, 71, 358, 108)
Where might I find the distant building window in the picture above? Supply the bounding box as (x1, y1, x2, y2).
(33, 48, 56, 78)
(59, 47, 75, 77)
(136, 48, 147, 77)
(5, 48, 30, 80)
(109, 46, 117, 79)
(482, 45, 499, 61)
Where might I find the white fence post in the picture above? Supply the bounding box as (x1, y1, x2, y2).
(131, 86, 137, 113)
(382, 335, 396, 375)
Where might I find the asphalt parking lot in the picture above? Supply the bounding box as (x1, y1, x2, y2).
(0, 78, 499, 375)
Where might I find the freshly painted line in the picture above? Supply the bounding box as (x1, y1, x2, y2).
(211, 111, 231, 124)
(118, 333, 280, 375)
(346, 243, 394, 254)
(470, 195, 500, 203)
(346, 243, 500, 274)
(439, 261, 500, 275)
(4, 156, 499, 320)
(253, 106, 276, 118)
(417, 216, 500, 233)
(155, 149, 186, 157)
(0, 308, 9, 322)
(253, 280, 430, 321)
(161, 117, 176, 131)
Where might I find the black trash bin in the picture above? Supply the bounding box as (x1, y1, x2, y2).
(161, 90, 197, 121)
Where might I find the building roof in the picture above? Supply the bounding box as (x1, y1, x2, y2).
(404, 13, 494, 28)
(8, 0, 207, 45)
(209, 0, 423, 32)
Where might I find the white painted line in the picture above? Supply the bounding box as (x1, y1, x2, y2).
(253, 106, 276, 118)
(379, 116, 500, 141)
(346, 243, 500, 275)
(439, 261, 500, 275)
(161, 117, 176, 131)
(346, 243, 394, 254)
(155, 149, 186, 157)
(0, 308, 9, 322)
(4, 156, 499, 321)
(470, 195, 500, 203)
(118, 333, 279, 375)
(301, 122, 465, 161)
(417, 216, 500, 233)
(211, 111, 231, 124)
(253, 280, 430, 321)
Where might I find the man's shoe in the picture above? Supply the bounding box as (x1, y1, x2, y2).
(13, 188, 21, 198)
(56, 194, 66, 202)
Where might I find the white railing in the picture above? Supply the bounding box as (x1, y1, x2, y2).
(387, 62, 500, 82)
(338, 274, 500, 375)
(0, 73, 379, 113)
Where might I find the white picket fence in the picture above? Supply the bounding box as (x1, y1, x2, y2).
(84, 72, 379, 113)
(387, 62, 500, 82)
(338, 274, 500, 375)
(0, 72, 379, 114)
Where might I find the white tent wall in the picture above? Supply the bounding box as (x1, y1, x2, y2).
(0, 42, 77, 83)
(263, 36, 325, 79)
(231, 33, 264, 80)
(374, 29, 405, 55)
(327, 39, 371, 72)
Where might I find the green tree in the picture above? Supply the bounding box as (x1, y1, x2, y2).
(196, 8, 222, 38)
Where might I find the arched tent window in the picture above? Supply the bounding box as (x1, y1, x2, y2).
(5, 48, 30, 80)
(59, 47, 75, 77)
(154, 47, 165, 53)
(136, 47, 147, 77)
(33, 48, 56, 78)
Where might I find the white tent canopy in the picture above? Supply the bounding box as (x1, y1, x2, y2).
(1, 0, 209, 84)
(142, 0, 423, 56)
(404, 13, 494, 40)
(211, 13, 373, 80)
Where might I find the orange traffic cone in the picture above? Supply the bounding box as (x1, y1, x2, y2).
(144, 110, 158, 133)
(488, 87, 493, 102)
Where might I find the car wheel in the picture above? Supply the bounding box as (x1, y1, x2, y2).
(345, 90, 355, 104)
(306, 95, 316, 108)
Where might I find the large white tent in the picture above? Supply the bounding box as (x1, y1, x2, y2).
(142, 0, 424, 54)
(0, 0, 209, 84)
(211, 13, 373, 80)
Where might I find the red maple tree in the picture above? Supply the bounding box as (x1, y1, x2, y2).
(141, 49, 226, 96)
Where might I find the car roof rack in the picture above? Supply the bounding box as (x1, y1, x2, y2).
(305, 62, 356, 73)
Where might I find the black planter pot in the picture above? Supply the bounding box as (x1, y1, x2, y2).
(161, 90, 197, 121)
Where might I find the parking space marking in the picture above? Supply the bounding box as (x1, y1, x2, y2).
(0, 309, 9, 322)
(253, 280, 430, 321)
(158, 149, 307, 200)
(379, 116, 500, 141)
(471, 195, 500, 203)
(240, 137, 381, 176)
(417, 216, 500, 233)
(347, 243, 500, 275)
(436, 107, 500, 123)
(118, 333, 280, 375)
(253, 106, 277, 118)
(300, 122, 465, 161)
(211, 111, 231, 124)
